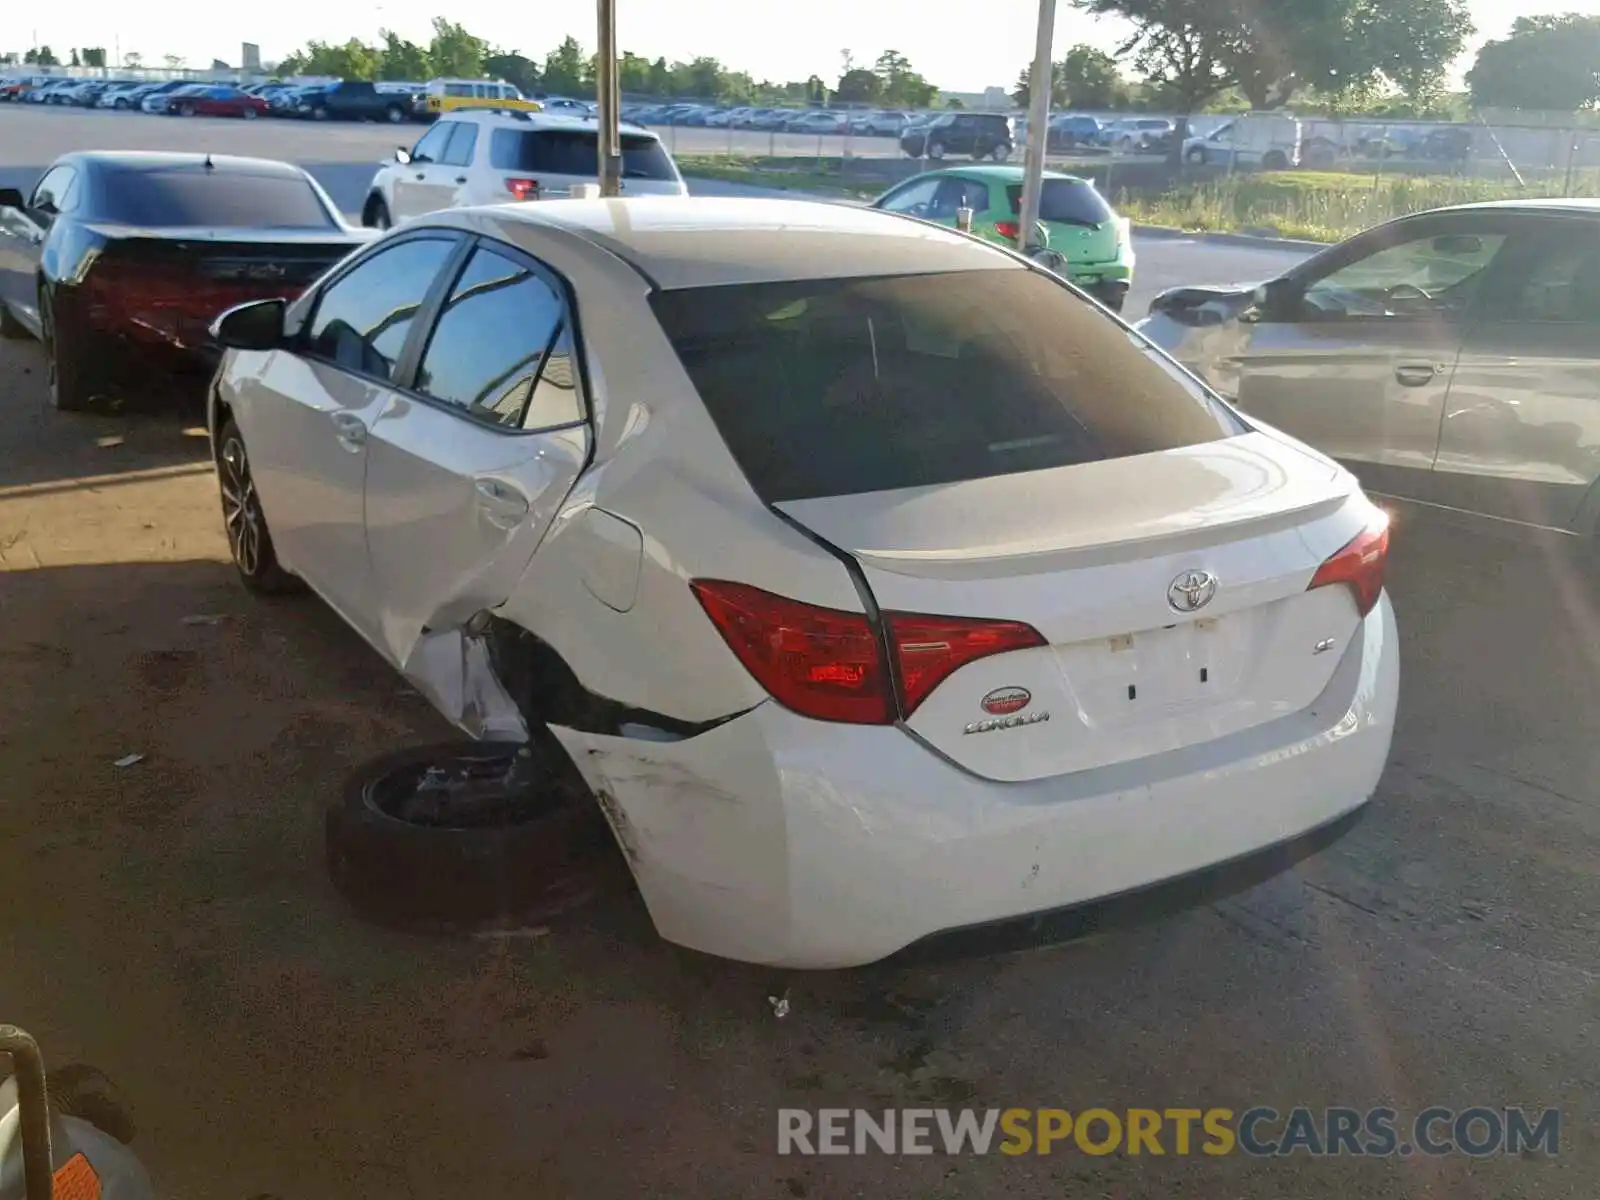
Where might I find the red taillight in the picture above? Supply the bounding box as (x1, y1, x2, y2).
(690, 580, 1046, 724)
(1308, 513, 1390, 618)
(690, 580, 892, 724)
(886, 612, 1047, 715)
(504, 177, 540, 200)
(993, 219, 1021, 242)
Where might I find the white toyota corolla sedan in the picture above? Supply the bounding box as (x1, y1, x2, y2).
(206, 197, 1399, 969)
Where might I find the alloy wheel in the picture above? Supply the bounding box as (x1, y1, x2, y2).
(218, 435, 264, 578)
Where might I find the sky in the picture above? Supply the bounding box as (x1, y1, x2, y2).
(8, 0, 1599, 93)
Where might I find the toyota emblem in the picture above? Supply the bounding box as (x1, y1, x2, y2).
(980, 686, 1032, 716)
(1168, 569, 1218, 613)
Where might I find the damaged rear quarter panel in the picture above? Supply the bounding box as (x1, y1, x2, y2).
(548, 716, 797, 963)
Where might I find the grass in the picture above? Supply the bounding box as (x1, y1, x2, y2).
(1115, 169, 1600, 242)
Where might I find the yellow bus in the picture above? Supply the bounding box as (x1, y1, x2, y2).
(419, 78, 542, 117)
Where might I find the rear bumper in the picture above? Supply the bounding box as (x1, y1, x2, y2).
(553, 592, 1400, 969)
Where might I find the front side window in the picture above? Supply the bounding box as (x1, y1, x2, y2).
(875, 176, 942, 216)
(413, 245, 579, 429)
(650, 269, 1245, 503)
(411, 122, 453, 163)
(304, 236, 459, 382)
(441, 123, 478, 167)
(1299, 225, 1508, 320)
(30, 166, 77, 215)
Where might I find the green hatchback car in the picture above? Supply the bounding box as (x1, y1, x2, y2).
(869, 165, 1135, 311)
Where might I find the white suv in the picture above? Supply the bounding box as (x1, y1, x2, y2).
(363, 110, 687, 228)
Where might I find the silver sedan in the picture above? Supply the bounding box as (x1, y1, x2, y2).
(1137, 199, 1600, 540)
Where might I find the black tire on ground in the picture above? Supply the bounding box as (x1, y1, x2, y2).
(310, 105, 328, 121)
(1263, 150, 1289, 170)
(326, 740, 615, 930)
(0, 301, 27, 340)
(385, 104, 405, 123)
(990, 142, 1011, 162)
(215, 418, 301, 594)
(927, 140, 945, 160)
(1185, 146, 1207, 165)
(41, 294, 103, 413)
(362, 194, 392, 229)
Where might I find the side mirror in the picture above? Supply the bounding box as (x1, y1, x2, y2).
(395, 147, 412, 165)
(0, 188, 23, 210)
(210, 298, 286, 351)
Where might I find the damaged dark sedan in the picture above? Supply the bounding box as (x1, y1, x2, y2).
(0, 152, 373, 411)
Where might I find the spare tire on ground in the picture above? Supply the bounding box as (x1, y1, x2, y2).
(327, 739, 619, 932)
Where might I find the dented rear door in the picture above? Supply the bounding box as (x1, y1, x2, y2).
(362, 240, 590, 670)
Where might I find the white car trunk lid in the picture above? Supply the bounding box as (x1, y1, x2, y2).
(774, 432, 1372, 782)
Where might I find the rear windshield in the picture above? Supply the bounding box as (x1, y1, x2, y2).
(1006, 180, 1116, 226)
(489, 129, 677, 180)
(100, 170, 336, 229)
(650, 270, 1245, 503)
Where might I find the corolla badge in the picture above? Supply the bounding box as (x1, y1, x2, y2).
(980, 686, 1032, 715)
(1168, 569, 1218, 613)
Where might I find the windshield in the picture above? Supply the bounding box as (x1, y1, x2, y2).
(100, 169, 337, 228)
(650, 269, 1243, 503)
(489, 128, 677, 179)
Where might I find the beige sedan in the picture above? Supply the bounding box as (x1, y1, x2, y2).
(1137, 199, 1600, 540)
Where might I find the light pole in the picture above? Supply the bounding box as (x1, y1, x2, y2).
(595, 0, 622, 196)
(1016, 0, 1056, 254)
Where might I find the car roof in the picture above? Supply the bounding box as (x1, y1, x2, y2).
(438, 195, 1021, 290)
(57, 151, 311, 179)
(933, 165, 1088, 184)
(1423, 197, 1600, 217)
(446, 109, 655, 138)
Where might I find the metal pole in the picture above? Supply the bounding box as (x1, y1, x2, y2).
(1016, 0, 1056, 254)
(596, 0, 622, 196)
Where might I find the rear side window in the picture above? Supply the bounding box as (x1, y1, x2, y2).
(1006, 180, 1115, 226)
(413, 245, 580, 429)
(101, 169, 336, 229)
(650, 270, 1245, 503)
(489, 129, 676, 180)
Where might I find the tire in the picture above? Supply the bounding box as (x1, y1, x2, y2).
(326, 739, 615, 930)
(990, 142, 1011, 162)
(40, 293, 103, 413)
(114, 99, 128, 110)
(1185, 145, 1207, 165)
(362, 195, 392, 230)
(242, 106, 258, 120)
(927, 139, 945, 160)
(177, 103, 195, 117)
(215, 419, 300, 594)
(0, 301, 27, 340)
(384, 104, 404, 123)
(1263, 150, 1289, 170)
(1118, 136, 1134, 154)
(310, 105, 328, 121)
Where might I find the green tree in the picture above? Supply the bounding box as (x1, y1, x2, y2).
(482, 50, 540, 94)
(291, 39, 380, 80)
(671, 56, 726, 99)
(874, 50, 937, 107)
(618, 51, 653, 95)
(122, 51, 142, 68)
(69, 49, 82, 68)
(378, 30, 432, 81)
(1014, 44, 1129, 108)
(647, 56, 672, 96)
(427, 18, 488, 79)
(81, 47, 107, 68)
(836, 67, 883, 104)
(1467, 13, 1600, 112)
(542, 36, 587, 96)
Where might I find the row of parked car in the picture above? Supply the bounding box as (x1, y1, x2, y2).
(624, 102, 915, 136)
(0, 76, 425, 121)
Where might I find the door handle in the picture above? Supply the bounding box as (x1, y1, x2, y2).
(414, 172, 426, 181)
(330, 411, 367, 450)
(1394, 363, 1440, 387)
(474, 478, 530, 528)
(454, 176, 468, 184)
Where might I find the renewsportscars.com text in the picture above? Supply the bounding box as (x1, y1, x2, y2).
(777, 1106, 1561, 1157)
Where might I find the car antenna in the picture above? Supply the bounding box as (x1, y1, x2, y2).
(204, 153, 214, 170)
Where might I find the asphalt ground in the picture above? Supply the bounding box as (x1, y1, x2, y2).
(0, 100, 1595, 1200)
